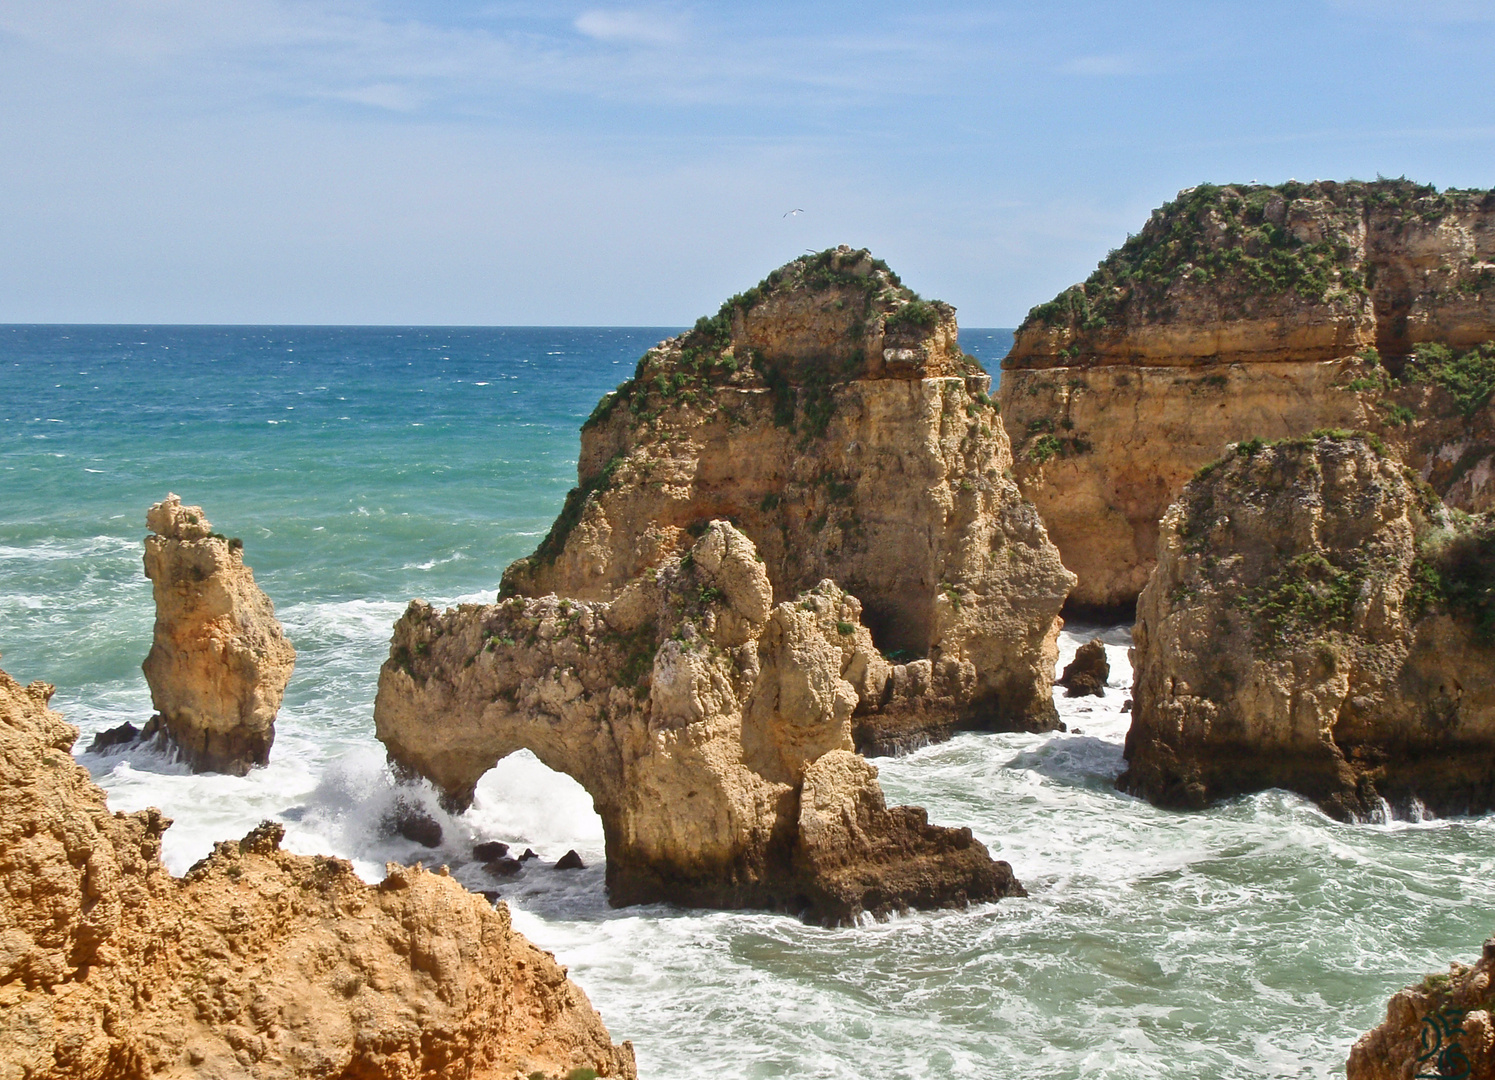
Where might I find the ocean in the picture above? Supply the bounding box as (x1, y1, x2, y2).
(2, 324, 1490, 1079)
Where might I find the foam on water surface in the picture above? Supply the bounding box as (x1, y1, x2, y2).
(3, 325, 1490, 1079)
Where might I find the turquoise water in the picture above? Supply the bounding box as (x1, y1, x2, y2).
(2, 325, 1490, 1080)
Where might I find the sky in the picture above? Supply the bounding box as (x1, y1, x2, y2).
(1, 1, 1492, 326)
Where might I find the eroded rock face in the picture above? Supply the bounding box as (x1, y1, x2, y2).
(1058, 639, 1108, 697)
(140, 493, 296, 773)
(0, 663, 635, 1080)
(501, 247, 1074, 746)
(375, 521, 1023, 923)
(1121, 434, 1495, 819)
(999, 180, 1495, 610)
(1348, 938, 1495, 1080)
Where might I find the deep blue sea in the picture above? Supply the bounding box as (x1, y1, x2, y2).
(2, 325, 1490, 1080)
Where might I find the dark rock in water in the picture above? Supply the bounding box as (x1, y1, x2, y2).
(1058, 639, 1109, 697)
(279, 805, 308, 822)
(518, 848, 538, 862)
(555, 849, 585, 871)
(478, 889, 502, 904)
(1121, 699, 1133, 713)
(472, 840, 509, 861)
(383, 799, 443, 848)
(485, 856, 522, 877)
(87, 721, 142, 754)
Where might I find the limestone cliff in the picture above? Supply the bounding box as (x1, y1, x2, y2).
(375, 521, 1023, 923)
(1348, 937, 1495, 1080)
(0, 662, 635, 1080)
(999, 180, 1495, 610)
(1121, 433, 1495, 819)
(502, 247, 1074, 747)
(138, 494, 296, 774)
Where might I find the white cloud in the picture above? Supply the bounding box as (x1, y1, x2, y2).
(574, 8, 685, 46)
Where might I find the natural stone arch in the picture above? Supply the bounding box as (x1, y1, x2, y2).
(375, 522, 1022, 923)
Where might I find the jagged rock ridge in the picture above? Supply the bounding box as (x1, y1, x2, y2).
(134, 493, 296, 773)
(375, 521, 1024, 923)
(1122, 432, 1495, 819)
(503, 246, 1074, 747)
(0, 662, 635, 1080)
(998, 179, 1495, 610)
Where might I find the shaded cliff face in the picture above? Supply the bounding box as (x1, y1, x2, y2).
(999, 180, 1495, 610)
(0, 665, 635, 1080)
(1121, 434, 1495, 820)
(376, 521, 1023, 923)
(141, 493, 296, 773)
(502, 247, 1074, 743)
(1348, 937, 1495, 1080)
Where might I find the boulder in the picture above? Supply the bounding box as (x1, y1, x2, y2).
(999, 179, 1495, 610)
(1058, 638, 1109, 697)
(500, 247, 1074, 749)
(140, 493, 296, 773)
(375, 521, 1024, 924)
(0, 662, 635, 1080)
(1121, 432, 1495, 819)
(555, 850, 586, 871)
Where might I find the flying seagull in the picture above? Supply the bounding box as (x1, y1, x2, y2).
(783, 209, 805, 217)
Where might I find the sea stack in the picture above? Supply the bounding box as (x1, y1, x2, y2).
(375, 521, 1024, 923)
(501, 246, 1074, 750)
(0, 662, 635, 1080)
(139, 493, 296, 774)
(998, 179, 1495, 611)
(1121, 432, 1495, 819)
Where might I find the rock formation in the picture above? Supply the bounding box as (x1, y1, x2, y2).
(998, 180, 1495, 610)
(138, 493, 296, 773)
(1348, 937, 1495, 1080)
(375, 521, 1024, 923)
(1058, 638, 1108, 697)
(1121, 432, 1495, 819)
(502, 247, 1074, 749)
(0, 662, 635, 1080)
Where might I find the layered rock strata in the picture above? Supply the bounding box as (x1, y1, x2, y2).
(1121, 433, 1495, 819)
(1348, 937, 1495, 1080)
(999, 180, 1495, 610)
(375, 521, 1023, 922)
(0, 662, 635, 1080)
(139, 493, 296, 773)
(502, 247, 1074, 747)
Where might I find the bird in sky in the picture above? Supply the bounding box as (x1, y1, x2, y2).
(783, 209, 805, 217)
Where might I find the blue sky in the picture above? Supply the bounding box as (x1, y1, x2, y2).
(1, 1, 1492, 325)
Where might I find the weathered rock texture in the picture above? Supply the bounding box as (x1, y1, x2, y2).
(1348, 937, 1495, 1080)
(1058, 639, 1108, 697)
(1121, 433, 1495, 819)
(502, 247, 1073, 748)
(139, 493, 296, 774)
(375, 521, 1023, 923)
(999, 180, 1495, 610)
(0, 662, 635, 1080)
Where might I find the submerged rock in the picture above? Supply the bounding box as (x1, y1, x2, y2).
(1121, 432, 1495, 819)
(140, 493, 296, 774)
(1058, 638, 1109, 697)
(999, 179, 1495, 610)
(556, 850, 585, 870)
(375, 521, 1023, 924)
(1348, 937, 1495, 1080)
(473, 840, 510, 861)
(500, 247, 1074, 749)
(382, 797, 443, 848)
(0, 662, 635, 1080)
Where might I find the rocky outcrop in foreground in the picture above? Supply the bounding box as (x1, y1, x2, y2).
(138, 494, 296, 773)
(0, 662, 635, 1080)
(375, 521, 1023, 923)
(1122, 433, 1495, 819)
(503, 247, 1074, 749)
(999, 179, 1495, 610)
(1348, 937, 1495, 1080)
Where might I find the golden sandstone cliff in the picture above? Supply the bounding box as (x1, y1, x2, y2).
(504, 247, 1074, 749)
(375, 521, 1022, 922)
(136, 494, 296, 774)
(1122, 433, 1495, 819)
(998, 180, 1495, 610)
(0, 662, 635, 1080)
